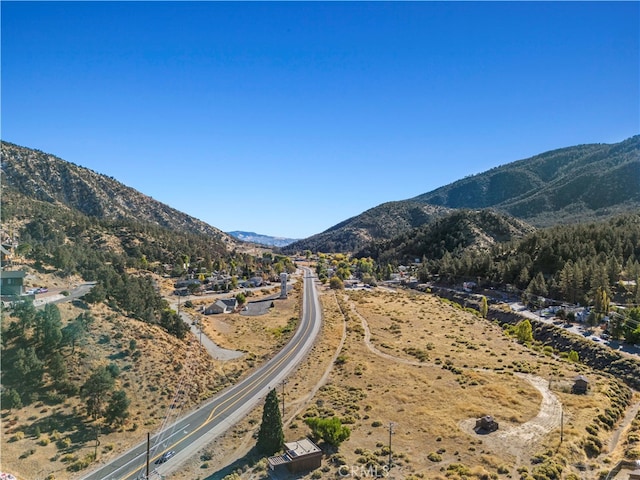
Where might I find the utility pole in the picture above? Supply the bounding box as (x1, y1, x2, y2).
(387, 422, 396, 471)
(281, 379, 289, 418)
(93, 427, 100, 459)
(560, 410, 564, 445)
(146, 432, 150, 479)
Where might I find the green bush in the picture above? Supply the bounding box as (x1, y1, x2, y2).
(305, 416, 350, 447)
(427, 452, 442, 462)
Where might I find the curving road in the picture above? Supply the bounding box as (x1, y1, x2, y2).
(80, 268, 321, 480)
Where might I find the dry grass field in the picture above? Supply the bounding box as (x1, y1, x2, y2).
(3, 272, 639, 480)
(169, 285, 639, 480)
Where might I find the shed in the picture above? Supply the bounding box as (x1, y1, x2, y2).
(204, 298, 238, 315)
(629, 469, 640, 480)
(475, 415, 499, 432)
(572, 375, 589, 394)
(268, 438, 322, 473)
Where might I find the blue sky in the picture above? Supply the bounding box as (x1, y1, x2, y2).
(2, 2, 638, 239)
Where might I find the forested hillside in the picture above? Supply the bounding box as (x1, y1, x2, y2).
(356, 209, 535, 264)
(364, 211, 640, 318)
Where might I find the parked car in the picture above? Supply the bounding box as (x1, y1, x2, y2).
(155, 450, 175, 464)
(37, 287, 48, 293)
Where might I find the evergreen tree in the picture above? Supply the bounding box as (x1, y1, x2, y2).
(34, 304, 62, 355)
(105, 390, 130, 426)
(48, 352, 68, 386)
(256, 388, 284, 455)
(81, 366, 116, 420)
(62, 315, 88, 354)
(1, 388, 22, 411)
(13, 299, 36, 334)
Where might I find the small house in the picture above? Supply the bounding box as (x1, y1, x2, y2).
(268, 438, 322, 473)
(0, 270, 26, 297)
(475, 415, 499, 432)
(204, 298, 238, 315)
(572, 375, 589, 394)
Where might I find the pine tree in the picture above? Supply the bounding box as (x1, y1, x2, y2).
(256, 388, 284, 455)
(105, 390, 130, 426)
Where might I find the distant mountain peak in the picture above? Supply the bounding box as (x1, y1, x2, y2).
(227, 231, 299, 247)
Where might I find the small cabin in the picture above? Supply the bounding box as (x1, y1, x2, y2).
(572, 375, 589, 394)
(475, 415, 498, 432)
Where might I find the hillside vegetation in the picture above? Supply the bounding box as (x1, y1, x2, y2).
(356, 209, 536, 265)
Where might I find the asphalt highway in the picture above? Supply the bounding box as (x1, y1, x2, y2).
(80, 267, 322, 480)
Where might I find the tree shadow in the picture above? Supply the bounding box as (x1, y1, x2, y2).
(24, 410, 98, 451)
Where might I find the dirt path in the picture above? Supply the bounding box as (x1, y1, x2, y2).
(607, 396, 640, 454)
(352, 302, 563, 464)
(458, 375, 563, 464)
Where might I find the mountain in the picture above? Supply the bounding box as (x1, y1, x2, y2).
(1, 141, 236, 247)
(282, 201, 452, 254)
(412, 135, 640, 226)
(285, 135, 639, 254)
(227, 231, 299, 247)
(355, 209, 536, 265)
